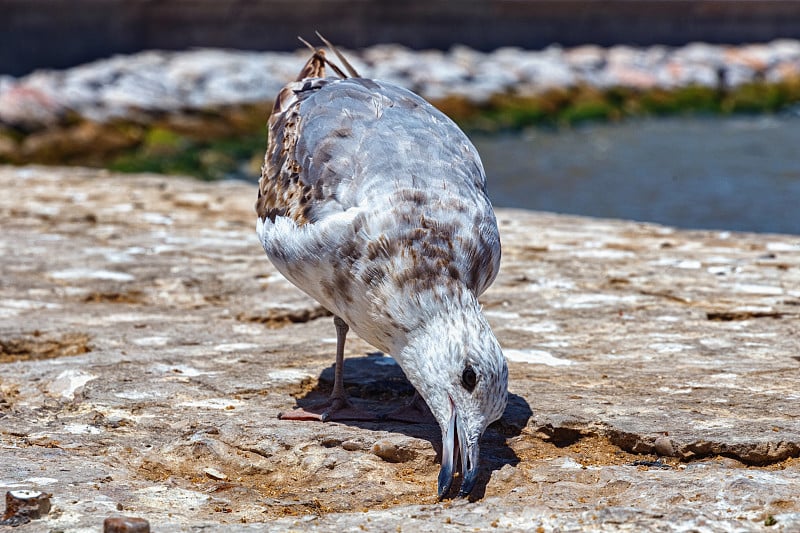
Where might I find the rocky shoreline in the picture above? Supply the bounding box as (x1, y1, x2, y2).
(1, 40, 799, 172)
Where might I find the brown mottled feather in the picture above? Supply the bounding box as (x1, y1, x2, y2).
(256, 53, 327, 224)
(295, 48, 327, 81)
(255, 33, 369, 225)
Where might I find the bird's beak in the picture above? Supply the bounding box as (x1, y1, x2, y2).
(437, 396, 480, 499)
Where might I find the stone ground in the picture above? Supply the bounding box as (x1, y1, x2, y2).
(0, 165, 798, 531)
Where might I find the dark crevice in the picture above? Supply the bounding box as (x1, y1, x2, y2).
(0, 332, 92, 363)
(603, 427, 800, 466)
(706, 310, 790, 321)
(236, 306, 332, 328)
(535, 424, 587, 448)
(532, 422, 800, 467)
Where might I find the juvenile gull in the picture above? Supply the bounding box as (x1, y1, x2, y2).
(255, 38, 508, 498)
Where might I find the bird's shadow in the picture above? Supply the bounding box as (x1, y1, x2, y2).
(289, 353, 532, 499)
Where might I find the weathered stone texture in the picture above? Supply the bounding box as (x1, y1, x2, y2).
(0, 166, 798, 530)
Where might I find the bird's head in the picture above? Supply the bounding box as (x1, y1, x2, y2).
(396, 292, 508, 499)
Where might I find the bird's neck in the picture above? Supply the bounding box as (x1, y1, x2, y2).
(388, 283, 484, 366)
(386, 284, 496, 424)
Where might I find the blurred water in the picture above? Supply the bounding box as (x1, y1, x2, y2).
(474, 115, 800, 235)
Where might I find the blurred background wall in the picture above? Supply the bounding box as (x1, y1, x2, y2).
(3, 0, 800, 76)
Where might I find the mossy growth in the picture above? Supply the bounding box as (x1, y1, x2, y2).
(444, 76, 800, 133)
(109, 128, 266, 181)
(557, 87, 620, 125)
(723, 81, 792, 113)
(637, 86, 721, 116)
(480, 96, 550, 130)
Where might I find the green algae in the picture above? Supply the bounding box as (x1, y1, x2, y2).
(109, 129, 266, 181)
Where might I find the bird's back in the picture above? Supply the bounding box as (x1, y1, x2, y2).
(256, 58, 501, 350)
(259, 77, 490, 221)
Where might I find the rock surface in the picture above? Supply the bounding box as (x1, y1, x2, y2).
(0, 166, 798, 531)
(2, 40, 800, 130)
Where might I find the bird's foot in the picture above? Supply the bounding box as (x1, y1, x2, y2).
(278, 396, 376, 422)
(382, 393, 434, 424)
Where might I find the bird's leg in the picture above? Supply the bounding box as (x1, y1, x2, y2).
(328, 315, 350, 407)
(278, 315, 376, 422)
(382, 390, 434, 424)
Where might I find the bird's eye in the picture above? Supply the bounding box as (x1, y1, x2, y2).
(461, 365, 477, 392)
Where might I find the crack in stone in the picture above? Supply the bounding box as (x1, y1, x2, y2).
(706, 310, 791, 321)
(236, 306, 332, 328)
(0, 332, 91, 363)
(530, 421, 800, 466)
(602, 425, 800, 466)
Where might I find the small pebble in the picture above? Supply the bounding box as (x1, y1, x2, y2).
(654, 436, 675, 457)
(103, 516, 151, 533)
(371, 438, 415, 463)
(320, 436, 342, 448)
(1, 490, 51, 526)
(203, 467, 228, 481)
(342, 439, 361, 451)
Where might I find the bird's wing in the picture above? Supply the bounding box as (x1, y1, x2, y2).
(257, 75, 489, 222)
(256, 63, 500, 296)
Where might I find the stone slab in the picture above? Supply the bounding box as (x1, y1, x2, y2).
(0, 166, 798, 531)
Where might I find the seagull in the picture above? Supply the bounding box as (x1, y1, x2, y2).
(255, 35, 508, 498)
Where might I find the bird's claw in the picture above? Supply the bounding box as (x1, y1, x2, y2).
(279, 396, 376, 422)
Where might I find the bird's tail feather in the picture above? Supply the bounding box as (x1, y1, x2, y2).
(294, 42, 330, 80)
(315, 32, 360, 78)
(296, 32, 360, 81)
